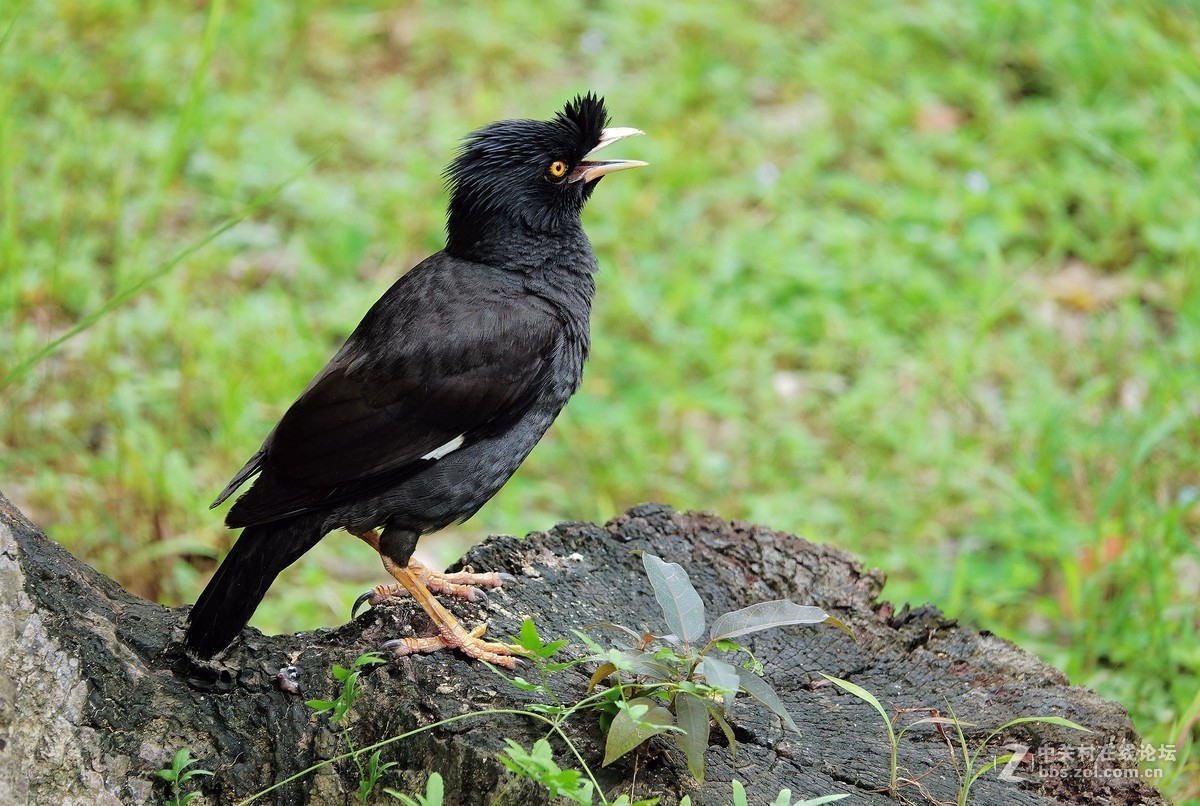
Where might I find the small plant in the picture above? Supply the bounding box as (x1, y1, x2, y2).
(822, 674, 1090, 801)
(945, 704, 1091, 806)
(482, 555, 850, 802)
(156, 747, 213, 806)
(385, 771, 444, 806)
(357, 749, 399, 803)
(306, 652, 389, 804)
(306, 651, 386, 723)
(580, 551, 851, 782)
(499, 738, 595, 805)
(820, 675, 910, 793)
(728, 780, 849, 806)
(240, 553, 852, 805)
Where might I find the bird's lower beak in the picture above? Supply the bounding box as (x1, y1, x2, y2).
(570, 127, 647, 183)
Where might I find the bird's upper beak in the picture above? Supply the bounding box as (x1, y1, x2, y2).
(569, 127, 647, 183)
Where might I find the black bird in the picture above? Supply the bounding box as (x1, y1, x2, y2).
(185, 94, 644, 667)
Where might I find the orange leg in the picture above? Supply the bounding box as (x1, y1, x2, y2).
(351, 530, 526, 669)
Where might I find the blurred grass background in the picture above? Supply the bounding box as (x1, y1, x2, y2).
(1, 0, 1198, 798)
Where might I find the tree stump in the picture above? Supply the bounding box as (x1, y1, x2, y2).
(0, 492, 1163, 804)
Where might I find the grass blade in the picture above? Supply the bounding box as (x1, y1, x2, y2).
(821, 674, 891, 737)
(1, 157, 319, 389)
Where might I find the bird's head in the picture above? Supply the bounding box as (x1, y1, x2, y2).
(445, 93, 645, 252)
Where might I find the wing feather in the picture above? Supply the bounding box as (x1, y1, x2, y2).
(217, 266, 564, 528)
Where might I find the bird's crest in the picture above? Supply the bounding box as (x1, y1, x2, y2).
(553, 92, 610, 150)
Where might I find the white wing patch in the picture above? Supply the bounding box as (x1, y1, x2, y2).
(421, 434, 465, 461)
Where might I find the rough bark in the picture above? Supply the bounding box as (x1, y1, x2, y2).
(0, 492, 1163, 805)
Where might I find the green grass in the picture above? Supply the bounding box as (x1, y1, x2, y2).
(1, 0, 1198, 799)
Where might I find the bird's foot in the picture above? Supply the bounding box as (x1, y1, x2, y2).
(411, 560, 516, 601)
(382, 623, 527, 669)
(359, 553, 527, 668)
(352, 562, 515, 616)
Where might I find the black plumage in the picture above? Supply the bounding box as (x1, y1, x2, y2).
(184, 94, 644, 664)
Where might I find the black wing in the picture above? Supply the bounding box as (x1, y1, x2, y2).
(216, 277, 562, 528)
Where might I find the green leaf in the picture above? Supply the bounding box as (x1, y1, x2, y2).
(517, 618, 542, 651)
(424, 772, 444, 806)
(385, 770, 445, 806)
(603, 697, 675, 766)
(710, 706, 738, 764)
(896, 715, 973, 744)
(820, 674, 892, 743)
(736, 667, 799, 734)
(350, 652, 386, 669)
(177, 769, 213, 784)
(641, 553, 706, 644)
(171, 747, 193, 774)
(968, 753, 1019, 789)
(501, 739, 593, 805)
(527, 704, 565, 717)
(708, 600, 829, 642)
(732, 779, 748, 806)
(539, 639, 570, 658)
(507, 675, 544, 692)
(484, 661, 542, 695)
(511, 619, 570, 659)
(368, 750, 396, 780)
(675, 691, 711, 783)
(770, 790, 792, 806)
(794, 796, 850, 806)
(160, 747, 212, 786)
(994, 715, 1091, 734)
(969, 712, 1092, 789)
(699, 656, 739, 712)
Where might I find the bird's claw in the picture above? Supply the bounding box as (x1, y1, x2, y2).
(414, 564, 513, 599)
(351, 590, 375, 619)
(380, 623, 529, 669)
(351, 583, 396, 619)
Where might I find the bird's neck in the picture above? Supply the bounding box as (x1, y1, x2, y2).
(445, 216, 596, 346)
(445, 215, 597, 275)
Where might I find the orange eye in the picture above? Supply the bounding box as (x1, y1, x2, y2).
(548, 160, 568, 179)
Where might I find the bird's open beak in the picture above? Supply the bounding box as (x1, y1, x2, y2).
(570, 127, 647, 183)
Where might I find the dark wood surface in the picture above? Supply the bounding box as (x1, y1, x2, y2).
(0, 493, 1163, 805)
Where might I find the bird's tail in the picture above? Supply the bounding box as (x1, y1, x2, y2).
(185, 513, 326, 659)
